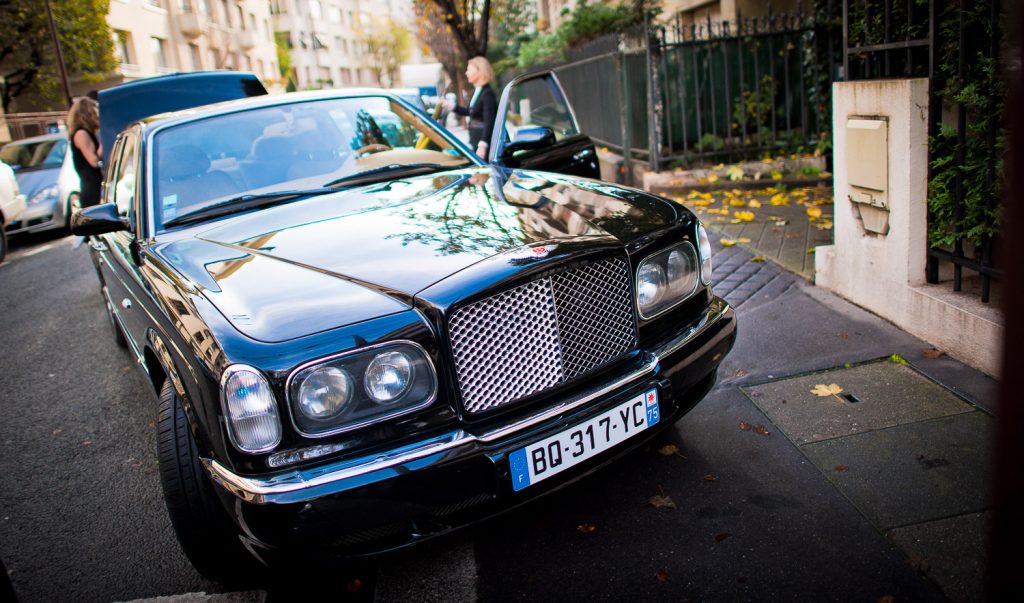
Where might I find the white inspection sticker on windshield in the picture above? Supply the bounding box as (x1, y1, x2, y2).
(509, 389, 660, 492)
(162, 194, 178, 219)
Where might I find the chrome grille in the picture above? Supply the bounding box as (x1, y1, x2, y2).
(449, 257, 637, 415)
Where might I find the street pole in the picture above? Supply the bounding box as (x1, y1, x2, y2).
(44, 0, 73, 107)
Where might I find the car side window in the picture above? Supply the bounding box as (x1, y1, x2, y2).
(112, 135, 138, 218)
(501, 76, 580, 143)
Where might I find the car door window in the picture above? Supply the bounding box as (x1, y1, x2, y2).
(102, 138, 125, 207)
(500, 76, 580, 143)
(112, 134, 138, 218)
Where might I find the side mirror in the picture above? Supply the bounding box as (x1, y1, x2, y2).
(500, 126, 556, 159)
(71, 203, 130, 236)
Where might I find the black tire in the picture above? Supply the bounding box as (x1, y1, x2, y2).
(0, 226, 7, 264)
(156, 380, 261, 584)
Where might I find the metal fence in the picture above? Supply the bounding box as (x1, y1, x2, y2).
(844, 0, 1005, 303)
(660, 7, 842, 165)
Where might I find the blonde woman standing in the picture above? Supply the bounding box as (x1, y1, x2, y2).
(67, 96, 102, 208)
(451, 56, 498, 159)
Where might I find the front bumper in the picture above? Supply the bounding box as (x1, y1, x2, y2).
(204, 297, 736, 556)
(4, 196, 64, 235)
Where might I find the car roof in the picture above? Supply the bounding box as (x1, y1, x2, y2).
(2, 132, 66, 146)
(135, 88, 410, 134)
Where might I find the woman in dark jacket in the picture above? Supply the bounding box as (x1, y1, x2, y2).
(451, 56, 498, 159)
(67, 96, 102, 208)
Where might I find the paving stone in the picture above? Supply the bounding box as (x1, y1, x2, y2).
(889, 511, 989, 603)
(800, 412, 993, 529)
(744, 361, 975, 445)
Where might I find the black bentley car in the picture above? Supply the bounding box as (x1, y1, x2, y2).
(74, 72, 736, 579)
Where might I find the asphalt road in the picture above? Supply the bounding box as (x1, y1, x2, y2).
(0, 230, 990, 602)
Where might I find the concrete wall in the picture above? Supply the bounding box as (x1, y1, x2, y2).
(815, 79, 1003, 376)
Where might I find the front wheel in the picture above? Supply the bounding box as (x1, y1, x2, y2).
(0, 226, 7, 264)
(156, 380, 261, 583)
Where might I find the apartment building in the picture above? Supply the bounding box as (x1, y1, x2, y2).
(270, 0, 420, 90)
(106, 0, 281, 89)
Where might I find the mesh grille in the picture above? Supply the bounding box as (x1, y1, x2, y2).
(449, 257, 637, 415)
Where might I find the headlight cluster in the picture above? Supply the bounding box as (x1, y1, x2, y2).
(636, 240, 702, 319)
(29, 184, 58, 205)
(287, 342, 437, 437)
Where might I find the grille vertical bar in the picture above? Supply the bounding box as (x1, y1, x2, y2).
(449, 257, 637, 415)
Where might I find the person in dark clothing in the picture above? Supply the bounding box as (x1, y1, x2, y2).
(67, 96, 102, 208)
(451, 56, 498, 159)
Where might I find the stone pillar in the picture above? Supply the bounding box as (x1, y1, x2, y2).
(816, 78, 1002, 376)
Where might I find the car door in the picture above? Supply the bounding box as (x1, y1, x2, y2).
(94, 128, 147, 356)
(489, 71, 600, 179)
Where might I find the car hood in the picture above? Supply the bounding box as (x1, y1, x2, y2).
(156, 167, 682, 342)
(16, 168, 59, 200)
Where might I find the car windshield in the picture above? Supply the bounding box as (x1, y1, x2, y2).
(152, 96, 473, 230)
(0, 138, 67, 170)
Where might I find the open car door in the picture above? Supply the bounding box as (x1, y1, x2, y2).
(489, 71, 600, 180)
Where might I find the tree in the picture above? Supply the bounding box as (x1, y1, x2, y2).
(0, 0, 116, 112)
(487, 0, 537, 74)
(365, 18, 412, 87)
(414, 0, 493, 94)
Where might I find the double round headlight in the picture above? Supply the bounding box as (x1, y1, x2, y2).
(288, 342, 437, 437)
(636, 241, 701, 319)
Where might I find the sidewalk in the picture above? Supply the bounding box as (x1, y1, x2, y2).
(700, 227, 996, 603)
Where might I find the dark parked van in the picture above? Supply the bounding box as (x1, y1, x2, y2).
(98, 71, 267, 155)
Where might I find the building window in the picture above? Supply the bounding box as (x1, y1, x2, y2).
(328, 6, 341, 22)
(150, 37, 168, 69)
(199, 0, 210, 15)
(114, 30, 134, 65)
(237, 3, 245, 29)
(309, 0, 322, 20)
(145, 0, 164, 8)
(189, 43, 202, 70)
(178, 0, 192, 11)
(220, 0, 230, 26)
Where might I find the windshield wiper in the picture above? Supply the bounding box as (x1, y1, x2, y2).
(323, 163, 459, 188)
(163, 188, 338, 227)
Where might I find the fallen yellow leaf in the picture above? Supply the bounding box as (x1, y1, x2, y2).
(814, 219, 833, 230)
(806, 206, 823, 219)
(811, 383, 843, 396)
(720, 239, 737, 247)
(770, 193, 789, 206)
(657, 444, 681, 456)
(734, 211, 755, 222)
(811, 383, 846, 402)
(690, 199, 712, 207)
(729, 199, 747, 207)
(649, 494, 677, 509)
(707, 173, 719, 183)
(748, 199, 762, 208)
(751, 255, 766, 262)
(736, 237, 751, 243)
(576, 523, 597, 533)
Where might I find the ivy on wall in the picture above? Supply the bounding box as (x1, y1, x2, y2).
(926, 0, 1005, 250)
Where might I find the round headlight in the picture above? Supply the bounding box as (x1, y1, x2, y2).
(637, 262, 667, 311)
(697, 224, 713, 285)
(297, 366, 353, 420)
(365, 351, 414, 404)
(222, 366, 282, 453)
(667, 248, 696, 288)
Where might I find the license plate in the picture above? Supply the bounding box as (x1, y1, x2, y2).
(509, 389, 660, 491)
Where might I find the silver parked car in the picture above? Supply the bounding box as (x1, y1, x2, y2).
(0, 133, 81, 235)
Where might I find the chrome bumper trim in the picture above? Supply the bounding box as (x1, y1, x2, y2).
(203, 297, 732, 505)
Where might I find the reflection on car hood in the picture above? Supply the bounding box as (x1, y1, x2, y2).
(156, 167, 681, 342)
(16, 167, 60, 199)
